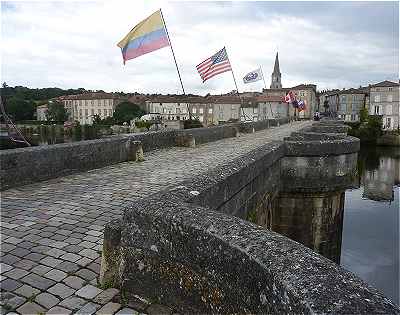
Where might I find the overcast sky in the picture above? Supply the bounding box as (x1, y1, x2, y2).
(1, 1, 399, 95)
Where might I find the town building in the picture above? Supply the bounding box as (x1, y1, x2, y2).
(318, 89, 340, 114)
(36, 104, 48, 121)
(335, 87, 369, 122)
(369, 80, 400, 130)
(59, 92, 125, 125)
(256, 95, 289, 120)
(261, 52, 318, 119)
(145, 95, 242, 126)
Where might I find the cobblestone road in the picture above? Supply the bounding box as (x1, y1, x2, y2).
(0, 121, 311, 314)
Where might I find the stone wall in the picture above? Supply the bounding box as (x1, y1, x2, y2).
(100, 120, 399, 313)
(0, 119, 288, 190)
(0, 136, 143, 191)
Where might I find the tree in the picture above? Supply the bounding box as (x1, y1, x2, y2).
(4, 97, 35, 121)
(135, 120, 153, 131)
(113, 101, 145, 125)
(92, 114, 102, 125)
(46, 101, 68, 122)
(359, 107, 368, 123)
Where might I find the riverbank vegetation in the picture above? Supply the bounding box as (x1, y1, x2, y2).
(346, 108, 383, 143)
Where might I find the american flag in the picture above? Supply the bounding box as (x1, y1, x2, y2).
(196, 47, 232, 83)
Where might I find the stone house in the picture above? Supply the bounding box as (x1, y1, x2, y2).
(369, 80, 400, 130)
(262, 84, 317, 119)
(59, 92, 125, 125)
(145, 95, 241, 126)
(256, 95, 289, 120)
(336, 87, 369, 122)
(36, 104, 48, 121)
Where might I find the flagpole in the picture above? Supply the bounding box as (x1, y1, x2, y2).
(160, 8, 192, 120)
(224, 47, 248, 122)
(260, 66, 267, 89)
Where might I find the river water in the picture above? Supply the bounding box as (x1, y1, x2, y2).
(341, 146, 399, 304)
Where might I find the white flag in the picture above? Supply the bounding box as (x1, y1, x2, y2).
(243, 68, 263, 84)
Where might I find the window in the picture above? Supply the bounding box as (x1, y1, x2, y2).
(374, 95, 381, 102)
(340, 103, 346, 112)
(91, 109, 94, 115)
(387, 95, 393, 102)
(351, 114, 356, 121)
(386, 104, 393, 115)
(253, 108, 258, 114)
(85, 109, 88, 116)
(199, 108, 204, 114)
(386, 117, 392, 129)
(176, 108, 181, 114)
(79, 109, 82, 117)
(374, 106, 380, 115)
(193, 108, 197, 114)
(208, 108, 213, 114)
(351, 103, 358, 111)
(388, 87, 393, 91)
(109, 109, 113, 116)
(231, 104, 236, 110)
(219, 112, 223, 120)
(300, 91, 304, 96)
(199, 116, 204, 122)
(341, 95, 346, 102)
(103, 109, 107, 116)
(98, 109, 101, 115)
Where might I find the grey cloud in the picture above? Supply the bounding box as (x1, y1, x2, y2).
(1, 1, 398, 94)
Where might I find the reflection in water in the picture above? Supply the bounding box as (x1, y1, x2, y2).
(252, 146, 399, 304)
(273, 191, 345, 264)
(342, 146, 399, 305)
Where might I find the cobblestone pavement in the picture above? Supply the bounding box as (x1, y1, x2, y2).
(0, 121, 312, 314)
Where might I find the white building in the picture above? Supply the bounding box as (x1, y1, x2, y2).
(369, 80, 400, 130)
(146, 95, 242, 126)
(36, 104, 48, 121)
(59, 93, 124, 125)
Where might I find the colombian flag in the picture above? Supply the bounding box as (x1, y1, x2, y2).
(117, 10, 170, 64)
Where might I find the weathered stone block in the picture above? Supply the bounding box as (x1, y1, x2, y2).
(99, 219, 122, 288)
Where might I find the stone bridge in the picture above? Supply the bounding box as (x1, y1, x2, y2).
(0, 120, 399, 314)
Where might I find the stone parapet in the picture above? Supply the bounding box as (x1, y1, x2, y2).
(99, 120, 399, 313)
(0, 118, 288, 190)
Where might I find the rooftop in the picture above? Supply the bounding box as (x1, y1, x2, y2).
(370, 80, 400, 88)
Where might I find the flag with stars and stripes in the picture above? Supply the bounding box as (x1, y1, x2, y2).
(196, 47, 232, 83)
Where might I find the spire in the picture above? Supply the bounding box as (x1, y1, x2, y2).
(270, 51, 282, 89)
(273, 52, 280, 75)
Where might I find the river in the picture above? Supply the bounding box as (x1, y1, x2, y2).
(341, 146, 399, 304)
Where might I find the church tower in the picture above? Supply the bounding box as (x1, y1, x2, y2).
(270, 52, 282, 89)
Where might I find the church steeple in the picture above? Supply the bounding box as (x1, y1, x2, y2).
(270, 52, 282, 89)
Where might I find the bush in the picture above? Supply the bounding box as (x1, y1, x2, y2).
(135, 120, 153, 131)
(184, 119, 203, 129)
(346, 115, 382, 143)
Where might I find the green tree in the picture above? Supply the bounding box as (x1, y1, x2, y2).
(113, 101, 144, 125)
(101, 116, 116, 125)
(359, 107, 368, 123)
(46, 101, 68, 122)
(135, 120, 153, 131)
(92, 114, 102, 125)
(4, 97, 35, 121)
